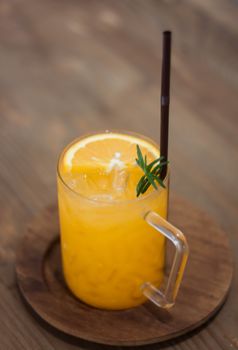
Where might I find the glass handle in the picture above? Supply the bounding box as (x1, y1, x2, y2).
(142, 211, 189, 309)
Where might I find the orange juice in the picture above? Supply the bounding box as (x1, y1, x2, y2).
(57, 132, 169, 310)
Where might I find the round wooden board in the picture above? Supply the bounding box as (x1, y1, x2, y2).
(16, 196, 233, 346)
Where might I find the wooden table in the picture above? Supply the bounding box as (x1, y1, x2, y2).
(0, 0, 237, 349)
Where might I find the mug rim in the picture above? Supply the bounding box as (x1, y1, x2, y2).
(57, 130, 169, 205)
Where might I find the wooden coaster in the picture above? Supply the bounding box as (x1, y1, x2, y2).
(16, 196, 233, 346)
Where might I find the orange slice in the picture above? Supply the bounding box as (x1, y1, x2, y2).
(60, 132, 160, 174)
(59, 132, 160, 199)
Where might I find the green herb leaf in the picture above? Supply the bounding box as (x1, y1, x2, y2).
(147, 157, 163, 171)
(135, 145, 168, 197)
(136, 145, 144, 167)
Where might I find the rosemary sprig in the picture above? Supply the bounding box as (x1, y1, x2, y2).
(136, 145, 168, 197)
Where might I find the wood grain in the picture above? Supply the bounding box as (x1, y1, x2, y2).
(16, 197, 233, 346)
(0, 0, 238, 348)
(0, 283, 55, 350)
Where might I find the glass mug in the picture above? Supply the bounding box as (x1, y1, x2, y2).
(57, 132, 189, 310)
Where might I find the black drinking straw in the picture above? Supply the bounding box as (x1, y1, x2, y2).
(160, 31, 171, 181)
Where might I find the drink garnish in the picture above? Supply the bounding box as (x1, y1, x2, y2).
(135, 145, 168, 197)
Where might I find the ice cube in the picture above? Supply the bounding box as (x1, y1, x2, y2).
(107, 152, 125, 172)
(88, 194, 114, 201)
(112, 169, 128, 194)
